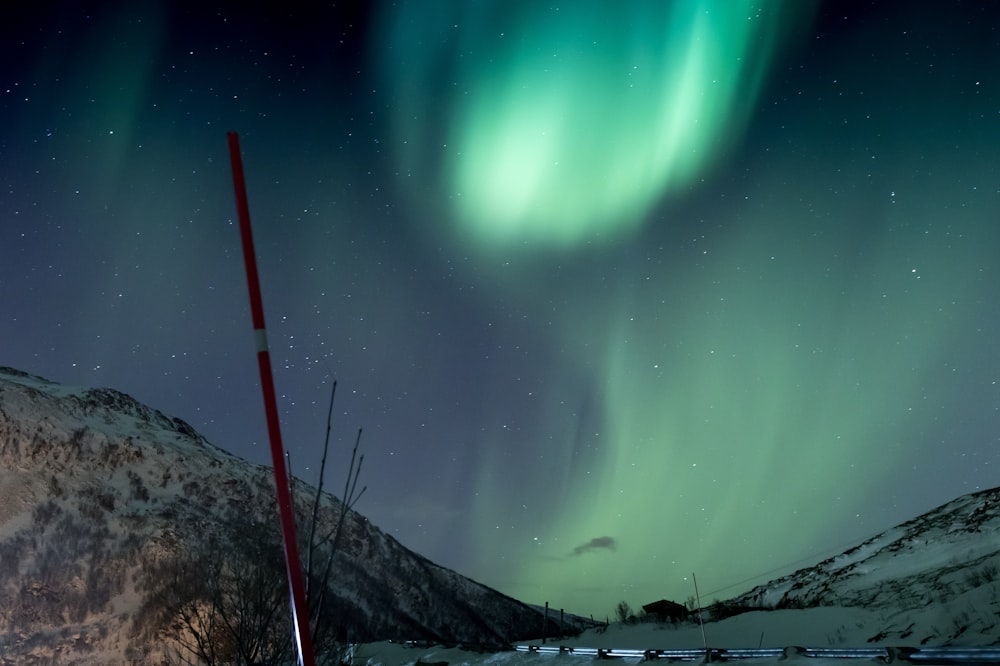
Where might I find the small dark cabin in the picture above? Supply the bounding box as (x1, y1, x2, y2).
(641, 599, 687, 622)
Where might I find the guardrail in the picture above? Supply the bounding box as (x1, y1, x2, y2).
(514, 644, 1000, 663)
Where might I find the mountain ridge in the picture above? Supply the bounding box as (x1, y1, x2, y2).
(726, 486, 1000, 612)
(0, 367, 550, 664)
(704, 485, 1000, 646)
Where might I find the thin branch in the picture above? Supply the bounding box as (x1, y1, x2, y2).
(312, 426, 366, 634)
(306, 379, 336, 599)
(286, 450, 296, 515)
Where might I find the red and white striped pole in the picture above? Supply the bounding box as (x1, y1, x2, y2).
(227, 131, 316, 666)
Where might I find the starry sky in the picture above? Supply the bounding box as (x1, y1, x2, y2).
(3, 1, 999, 617)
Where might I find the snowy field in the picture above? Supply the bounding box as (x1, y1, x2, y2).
(354, 602, 1000, 665)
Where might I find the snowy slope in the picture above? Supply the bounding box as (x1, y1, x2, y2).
(0, 367, 544, 664)
(729, 487, 1000, 612)
(714, 486, 1000, 645)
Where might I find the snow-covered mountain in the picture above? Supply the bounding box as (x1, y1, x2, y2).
(719, 486, 1000, 645)
(2, 366, 997, 664)
(0, 367, 546, 664)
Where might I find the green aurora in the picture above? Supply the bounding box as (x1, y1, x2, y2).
(375, 1, 999, 613)
(379, 0, 813, 248)
(460, 184, 995, 612)
(6, 1, 998, 620)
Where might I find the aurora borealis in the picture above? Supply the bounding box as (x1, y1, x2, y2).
(378, 1, 811, 247)
(3, 1, 1000, 617)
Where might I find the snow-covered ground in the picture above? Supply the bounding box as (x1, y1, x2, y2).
(355, 595, 1000, 665)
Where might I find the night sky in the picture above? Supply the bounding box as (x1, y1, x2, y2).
(3, 1, 999, 617)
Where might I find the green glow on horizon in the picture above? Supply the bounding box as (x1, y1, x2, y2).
(376, 0, 994, 617)
(379, 1, 808, 248)
(461, 192, 994, 615)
